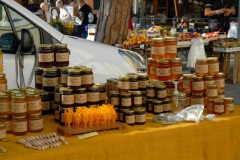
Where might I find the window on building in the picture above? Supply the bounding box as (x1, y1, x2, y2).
(93, 0, 101, 10)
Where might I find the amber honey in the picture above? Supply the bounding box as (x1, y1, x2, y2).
(207, 57, 219, 76)
(214, 72, 225, 90)
(0, 93, 10, 115)
(12, 115, 28, 136)
(156, 59, 170, 81)
(38, 44, 54, 68)
(195, 59, 208, 77)
(147, 58, 157, 79)
(213, 98, 224, 115)
(11, 94, 27, 117)
(151, 38, 165, 60)
(206, 84, 218, 99)
(191, 76, 204, 93)
(170, 58, 182, 80)
(191, 93, 204, 105)
(0, 73, 7, 92)
(207, 98, 214, 114)
(203, 75, 214, 90)
(224, 97, 234, 114)
(165, 37, 177, 58)
(28, 112, 43, 133)
(118, 76, 130, 93)
(182, 74, 193, 92)
(27, 92, 42, 114)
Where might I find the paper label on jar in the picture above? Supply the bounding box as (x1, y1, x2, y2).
(28, 99, 42, 111)
(125, 115, 135, 124)
(29, 119, 43, 131)
(214, 79, 225, 88)
(156, 68, 170, 76)
(87, 92, 100, 102)
(226, 103, 234, 111)
(134, 97, 142, 105)
(192, 82, 204, 91)
(67, 76, 81, 86)
(39, 52, 54, 62)
(82, 75, 93, 85)
(35, 75, 42, 84)
(139, 80, 149, 88)
(43, 77, 58, 87)
(0, 84, 7, 92)
(111, 97, 120, 105)
(209, 63, 219, 72)
(147, 90, 155, 97)
(214, 105, 224, 113)
(75, 93, 87, 104)
(56, 52, 69, 62)
(121, 98, 131, 107)
(129, 82, 139, 90)
(166, 88, 174, 97)
(55, 110, 59, 120)
(154, 105, 163, 112)
(54, 92, 60, 103)
(149, 66, 156, 75)
(151, 46, 165, 55)
(206, 89, 218, 97)
(0, 102, 10, 113)
(166, 46, 177, 53)
(195, 64, 208, 73)
(61, 74, 68, 84)
(11, 102, 27, 113)
(118, 81, 130, 90)
(183, 79, 191, 89)
(99, 92, 106, 101)
(136, 114, 146, 123)
(157, 90, 166, 98)
(163, 103, 171, 111)
(142, 96, 146, 105)
(61, 95, 74, 105)
(12, 121, 27, 132)
(171, 66, 182, 75)
(0, 128, 6, 139)
(204, 80, 215, 89)
(42, 101, 50, 110)
(191, 98, 204, 105)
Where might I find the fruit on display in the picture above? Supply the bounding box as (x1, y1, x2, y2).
(121, 33, 150, 47)
(214, 38, 240, 48)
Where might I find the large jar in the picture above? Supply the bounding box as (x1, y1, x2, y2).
(0, 73, 7, 92)
(81, 68, 94, 88)
(0, 93, 11, 115)
(74, 88, 87, 107)
(35, 67, 43, 89)
(87, 86, 100, 106)
(67, 69, 81, 89)
(123, 110, 135, 126)
(135, 108, 146, 125)
(214, 72, 225, 90)
(151, 38, 165, 60)
(147, 58, 157, 79)
(182, 74, 193, 92)
(26, 92, 42, 114)
(195, 59, 208, 77)
(42, 68, 58, 92)
(191, 76, 204, 93)
(224, 97, 234, 114)
(146, 84, 155, 98)
(38, 44, 54, 68)
(138, 74, 149, 91)
(12, 115, 28, 136)
(207, 57, 219, 76)
(213, 98, 224, 115)
(217, 90, 225, 98)
(28, 112, 43, 133)
(118, 76, 130, 93)
(54, 44, 69, 67)
(129, 75, 139, 91)
(206, 84, 218, 99)
(165, 81, 175, 98)
(156, 59, 170, 81)
(11, 94, 27, 117)
(120, 92, 132, 109)
(191, 93, 204, 105)
(131, 91, 142, 108)
(40, 91, 51, 115)
(60, 88, 74, 108)
(170, 58, 182, 80)
(110, 91, 120, 108)
(165, 37, 177, 58)
(155, 84, 166, 100)
(203, 75, 214, 90)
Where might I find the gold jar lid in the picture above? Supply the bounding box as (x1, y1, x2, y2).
(12, 93, 26, 99)
(60, 87, 73, 93)
(135, 107, 146, 112)
(158, 59, 170, 64)
(152, 38, 165, 42)
(207, 57, 218, 61)
(130, 91, 142, 95)
(152, 99, 163, 104)
(207, 84, 217, 88)
(35, 67, 43, 71)
(28, 112, 42, 117)
(43, 68, 57, 72)
(171, 58, 181, 62)
(179, 92, 186, 97)
(68, 68, 81, 73)
(0, 72, 6, 78)
(224, 97, 234, 102)
(146, 84, 155, 88)
(204, 75, 214, 79)
(110, 91, 119, 95)
(163, 98, 170, 102)
(123, 110, 135, 114)
(39, 44, 54, 48)
(214, 72, 224, 77)
(155, 84, 166, 89)
(213, 98, 224, 103)
(106, 78, 117, 83)
(120, 92, 131, 96)
(82, 68, 93, 72)
(138, 74, 148, 79)
(88, 86, 99, 91)
(118, 76, 130, 81)
(75, 88, 87, 91)
(12, 115, 27, 119)
(55, 43, 68, 48)
(183, 74, 193, 78)
(0, 114, 11, 118)
(55, 85, 63, 89)
(40, 91, 49, 96)
(207, 98, 214, 102)
(192, 93, 203, 96)
(218, 90, 224, 93)
(165, 37, 177, 41)
(73, 65, 87, 69)
(94, 83, 105, 88)
(60, 67, 72, 71)
(129, 74, 138, 79)
(0, 92, 9, 99)
(192, 76, 203, 80)
(0, 122, 6, 128)
(27, 91, 40, 98)
(196, 58, 208, 62)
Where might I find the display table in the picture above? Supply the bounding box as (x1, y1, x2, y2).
(1, 107, 240, 160)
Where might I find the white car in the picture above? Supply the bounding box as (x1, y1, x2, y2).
(0, 0, 146, 89)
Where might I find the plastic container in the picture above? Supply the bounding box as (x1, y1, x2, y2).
(151, 38, 165, 60)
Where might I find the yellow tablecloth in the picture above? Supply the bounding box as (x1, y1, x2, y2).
(1, 107, 240, 160)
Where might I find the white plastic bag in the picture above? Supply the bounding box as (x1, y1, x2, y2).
(228, 21, 238, 38)
(187, 38, 206, 68)
(88, 12, 94, 23)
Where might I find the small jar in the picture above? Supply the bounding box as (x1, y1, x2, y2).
(207, 57, 219, 76)
(177, 77, 183, 92)
(120, 92, 132, 109)
(60, 67, 71, 87)
(119, 109, 129, 122)
(152, 99, 163, 114)
(163, 98, 171, 113)
(165, 81, 175, 98)
(87, 86, 100, 106)
(40, 91, 51, 115)
(217, 90, 225, 98)
(182, 74, 193, 92)
(54, 105, 60, 123)
(59, 106, 74, 126)
(0, 114, 12, 133)
(60, 88, 74, 107)
(12, 115, 28, 136)
(131, 91, 142, 108)
(147, 58, 157, 79)
(170, 58, 183, 80)
(81, 68, 94, 88)
(135, 108, 146, 124)
(106, 78, 117, 99)
(138, 74, 149, 91)
(11, 94, 27, 117)
(74, 88, 87, 107)
(0, 73, 7, 92)
(110, 91, 120, 108)
(123, 110, 135, 126)
(146, 98, 154, 113)
(42, 68, 58, 92)
(185, 92, 191, 108)
(118, 76, 130, 93)
(0, 93, 11, 115)
(191, 76, 204, 93)
(27, 92, 42, 114)
(207, 99, 214, 114)
(0, 122, 6, 140)
(129, 75, 139, 91)
(151, 38, 165, 60)
(156, 59, 170, 81)
(54, 85, 62, 105)
(142, 91, 146, 106)
(146, 84, 156, 98)
(165, 37, 177, 58)
(191, 93, 204, 105)
(224, 97, 234, 114)
(214, 72, 225, 90)
(28, 112, 43, 133)
(195, 59, 208, 77)
(67, 69, 81, 89)
(213, 98, 224, 115)
(206, 84, 218, 99)
(111, 79, 119, 92)
(35, 67, 43, 89)
(38, 44, 54, 68)
(155, 84, 167, 100)
(95, 83, 106, 105)
(54, 44, 69, 67)
(203, 75, 214, 90)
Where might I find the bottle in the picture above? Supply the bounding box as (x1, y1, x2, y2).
(131, 91, 142, 108)
(11, 93, 27, 117)
(73, 88, 87, 107)
(0, 93, 11, 115)
(87, 86, 100, 106)
(60, 88, 74, 108)
(151, 38, 165, 60)
(40, 91, 51, 115)
(12, 115, 28, 136)
(26, 92, 42, 114)
(206, 84, 218, 99)
(224, 97, 234, 114)
(191, 93, 204, 105)
(191, 76, 204, 93)
(182, 74, 193, 92)
(28, 112, 43, 133)
(213, 98, 224, 115)
(118, 76, 130, 93)
(129, 75, 139, 91)
(42, 68, 58, 92)
(214, 72, 225, 90)
(138, 74, 149, 91)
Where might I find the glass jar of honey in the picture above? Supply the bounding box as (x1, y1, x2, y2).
(146, 98, 153, 113)
(214, 72, 225, 90)
(118, 76, 130, 93)
(67, 69, 81, 89)
(213, 98, 224, 115)
(135, 108, 146, 125)
(177, 77, 183, 92)
(0, 73, 7, 92)
(165, 81, 175, 98)
(110, 91, 120, 108)
(131, 91, 142, 108)
(54, 85, 62, 105)
(138, 74, 149, 91)
(129, 75, 139, 91)
(11, 93, 27, 117)
(42, 68, 58, 92)
(87, 86, 100, 106)
(206, 84, 218, 99)
(182, 74, 193, 92)
(123, 110, 135, 126)
(54, 105, 60, 123)
(12, 115, 28, 136)
(191, 93, 204, 105)
(147, 58, 157, 79)
(207, 57, 219, 76)
(191, 76, 204, 93)
(60, 88, 74, 108)
(195, 59, 208, 77)
(203, 75, 214, 90)
(35, 67, 43, 89)
(40, 91, 51, 115)
(142, 91, 146, 106)
(207, 98, 214, 114)
(163, 98, 171, 113)
(27, 92, 42, 114)
(217, 90, 225, 98)
(155, 84, 166, 100)
(119, 109, 130, 122)
(156, 59, 170, 81)
(38, 44, 54, 68)
(95, 83, 106, 105)
(146, 84, 155, 98)
(165, 37, 177, 58)
(54, 44, 69, 67)
(73, 88, 87, 107)
(0, 93, 10, 115)
(60, 67, 71, 87)
(151, 38, 165, 60)
(224, 97, 234, 114)
(0, 114, 11, 133)
(170, 58, 182, 80)
(111, 79, 119, 92)
(28, 112, 43, 133)
(120, 92, 132, 109)
(81, 68, 94, 88)
(152, 99, 163, 114)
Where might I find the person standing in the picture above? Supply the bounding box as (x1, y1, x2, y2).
(40, 2, 59, 23)
(204, 0, 236, 33)
(56, 0, 71, 23)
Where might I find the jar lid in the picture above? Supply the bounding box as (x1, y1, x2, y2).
(130, 91, 142, 95)
(43, 68, 57, 72)
(224, 97, 234, 102)
(0, 114, 11, 118)
(60, 67, 72, 71)
(120, 108, 130, 112)
(152, 38, 164, 42)
(12, 115, 27, 119)
(207, 98, 214, 102)
(106, 78, 118, 83)
(138, 74, 148, 79)
(204, 75, 214, 79)
(28, 112, 42, 117)
(163, 98, 170, 102)
(125, 73, 138, 76)
(207, 84, 217, 88)
(73, 65, 87, 69)
(158, 59, 170, 64)
(120, 92, 131, 96)
(141, 90, 146, 94)
(196, 58, 208, 62)
(213, 98, 224, 103)
(123, 110, 135, 114)
(0, 122, 6, 128)
(179, 92, 186, 97)
(27, 91, 40, 98)
(68, 68, 81, 73)
(40, 91, 49, 96)
(60, 87, 73, 93)
(39, 44, 54, 48)
(192, 93, 203, 96)
(35, 67, 43, 71)
(192, 76, 203, 80)
(146, 84, 155, 88)
(55, 85, 63, 89)
(55, 43, 68, 48)
(0, 72, 6, 78)
(82, 68, 93, 72)
(88, 86, 99, 90)
(183, 74, 193, 78)
(12, 93, 26, 99)
(129, 74, 138, 79)
(215, 72, 224, 77)
(171, 58, 181, 62)
(218, 90, 224, 93)
(75, 88, 87, 91)
(152, 99, 163, 104)
(165, 37, 177, 41)
(135, 107, 146, 112)
(118, 76, 130, 81)
(147, 57, 157, 62)
(94, 83, 105, 88)
(0, 92, 9, 98)
(155, 84, 166, 89)
(207, 57, 218, 61)
(110, 91, 119, 95)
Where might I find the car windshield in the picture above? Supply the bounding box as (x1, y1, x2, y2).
(118, 49, 147, 73)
